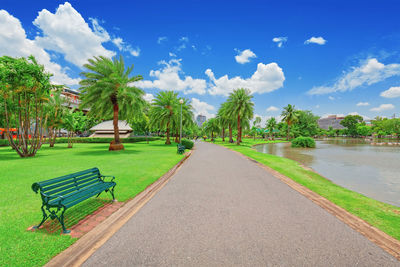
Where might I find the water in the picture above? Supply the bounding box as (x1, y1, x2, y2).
(254, 139, 400, 206)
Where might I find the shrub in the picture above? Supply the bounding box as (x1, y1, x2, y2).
(181, 139, 194, 149)
(0, 139, 9, 146)
(291, 136, 316, 148)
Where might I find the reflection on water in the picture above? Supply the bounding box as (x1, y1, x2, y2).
(255, 138, 400, 206)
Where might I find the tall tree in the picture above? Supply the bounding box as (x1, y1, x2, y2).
(0, 55, 52, 157)
(149, 91, 179, 145)
(80, 55, 145, 151)
(46, 89, 65, 147)
(226, 88, 254, 145)
(340, 115, 363, 137)
(216, 103, 230, 142)
(203, 118, 220, 141)
(281, 104, 299, 140)
(266, 117, 277, 140)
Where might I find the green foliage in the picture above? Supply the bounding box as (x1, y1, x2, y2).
(0, 139, 9, 146)
(0, 55, 52, 157)
(340, 115, 363, 137)
(281, 104, 299, 140)
(291, 136, 316, 148)
(203, 117, 220, 141)
(356, 125, 372, 137)
(181, 138, 194, 149)
(291, 110, 319, 137)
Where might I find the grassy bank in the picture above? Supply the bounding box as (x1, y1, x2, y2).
(210, 138, 400, 241)
(0, 140, 184, 266)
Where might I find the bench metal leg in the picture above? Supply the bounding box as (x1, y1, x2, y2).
(33, 205, 48, 230)
(56, 207, 70, 234)
(110, 185, 116, 201)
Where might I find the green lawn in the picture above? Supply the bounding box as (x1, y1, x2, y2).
(210, 138, 400, 241)
(0, 140, 184, 267)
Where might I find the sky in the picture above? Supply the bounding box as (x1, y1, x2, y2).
(1, 0, 400, 124)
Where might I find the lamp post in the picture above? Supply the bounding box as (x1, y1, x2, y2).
(179, 98, 184, 144)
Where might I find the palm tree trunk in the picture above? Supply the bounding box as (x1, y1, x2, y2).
(236, 115, 241, 145)
(222, 128, 225, 142)
(211, 131, 214, 141)
(109, 103, 124, 150)
(287, 124, 290, 141)
(175, 132, 179, 143)
(166, 122, 171, 145)
(229, 124, 233, 143)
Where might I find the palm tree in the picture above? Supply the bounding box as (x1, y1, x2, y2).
(281, 104, 298, 140)
(80, 55, 145, 150)
(226, 88, 254, 145)
(216, 103, 230, 142)
(252, 116, 261, 140)
(266, 117, 277, 140)
(218, 102, 235, 143)
(149, 91, 179, 145)
(203, 118, 220, 141)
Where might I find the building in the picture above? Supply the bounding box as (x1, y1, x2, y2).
(318, 115, 345, 130)
(196, 115, 206, 127)
(89, 120, 132, 138)
(60, 88, 89, 113)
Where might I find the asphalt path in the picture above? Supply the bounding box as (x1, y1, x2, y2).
(84, 141, 399, 266)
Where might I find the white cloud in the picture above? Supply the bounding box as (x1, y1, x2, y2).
(179, 36, 189, 42)
(33, 3, 115, 67)
(143, 93, 154, 103)
(135, 58, 207, 95)
(266, 106, 279, 112)
(235, 49, 257, 64)
(380, 86, 400, 98)
(157, 36, 167, 44)
(348, 112, 370, 120)
(0, 9, 80, 86)
(191, 98, 215, 118)
(206, 62, 285, 96)
(272, 37, 287, 48)
(112, 37, 140, 57)
(308, 58, 400, 95)
(356, 102, 370, 106)
(370, 104, 395, 112)
(304, 36, 327, 45)
(169, 52, 177, 57)
(328, 96, 335, 100)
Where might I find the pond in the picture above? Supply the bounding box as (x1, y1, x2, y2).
(254, 139, 400, 206)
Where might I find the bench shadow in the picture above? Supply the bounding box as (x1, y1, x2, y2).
(34, 198, 113, 235)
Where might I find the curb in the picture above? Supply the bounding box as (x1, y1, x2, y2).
(213, 142, 400, 261)
(45, 150, 193, 267)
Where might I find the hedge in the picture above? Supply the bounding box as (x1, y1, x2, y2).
(291, 136, 316, 148)
(0, 136, 160, 146)
(181, 138, 194, 149)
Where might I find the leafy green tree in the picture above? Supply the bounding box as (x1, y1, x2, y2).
(218, 101, 236, 143)
(46, 89, 66, 147)
(0, 55, 52, 157)
(226, 88, 254, 145)
(80, 55, 145, 151)
(356, 125, 372, 137)
(216, 103, 230, 142)
(281, 104, 299, 140)
(266, 117, 277, 140)
(252, 116, 262, 140)
(63, 111, 87, 148)
(340, 115, 363, 137)
(292, 110, 319, 137)
(149, 91, 179, 145)
(203, 118, 220, 141)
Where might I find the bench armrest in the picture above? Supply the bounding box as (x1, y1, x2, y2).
(101, 175, 115, 182)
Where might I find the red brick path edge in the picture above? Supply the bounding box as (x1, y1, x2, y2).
(27, 201, 125, 238)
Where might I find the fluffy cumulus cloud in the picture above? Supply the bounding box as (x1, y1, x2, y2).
(112, 37, 140, 57)
(235, 49, 257, 64)
(206, 62, 285, 96)
(0, 9, 80, 86)
(143, 93, 154, 103)
(135, 58, 207, 95)
(356, 102, 370, 106)
(304, 36, 327, 45)
(272, 37, 287, 48)
(266, 106, 279, 112)
(380, 86, 400, 98)
(308, 58, 400, 95)
(33, 3, 115, 66)
(191, 98, 215, 118)
(370, 103, 395, 112)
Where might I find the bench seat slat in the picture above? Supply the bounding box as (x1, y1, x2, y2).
(45, 175, 100, 196)
(38, 168, 99, 187)
(48, 179, 103, 201)
(42, 172, 99, 192)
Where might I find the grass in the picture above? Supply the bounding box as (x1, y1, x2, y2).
(0, 140, 184, 267)
(210, 138, 400, 241)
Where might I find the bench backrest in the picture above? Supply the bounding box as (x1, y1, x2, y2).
(32, 168, 102, 200)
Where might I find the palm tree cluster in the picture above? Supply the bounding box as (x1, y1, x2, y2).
(204, 88, 254, 145)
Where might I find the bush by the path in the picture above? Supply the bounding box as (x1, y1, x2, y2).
(291, 136, 316, 148)
(181, 139, 194, 149)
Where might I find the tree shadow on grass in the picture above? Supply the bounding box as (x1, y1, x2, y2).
(34, 198, 113, 235)
(72, 148, 141, 156)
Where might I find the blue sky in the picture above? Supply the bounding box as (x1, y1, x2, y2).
(1, 0, 400, 123)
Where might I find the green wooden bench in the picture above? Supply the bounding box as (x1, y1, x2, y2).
(177, 144, 185, 154)
(31, 167, 116, 234)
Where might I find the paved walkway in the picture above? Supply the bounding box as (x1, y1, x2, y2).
(84, 141, 398, 266)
